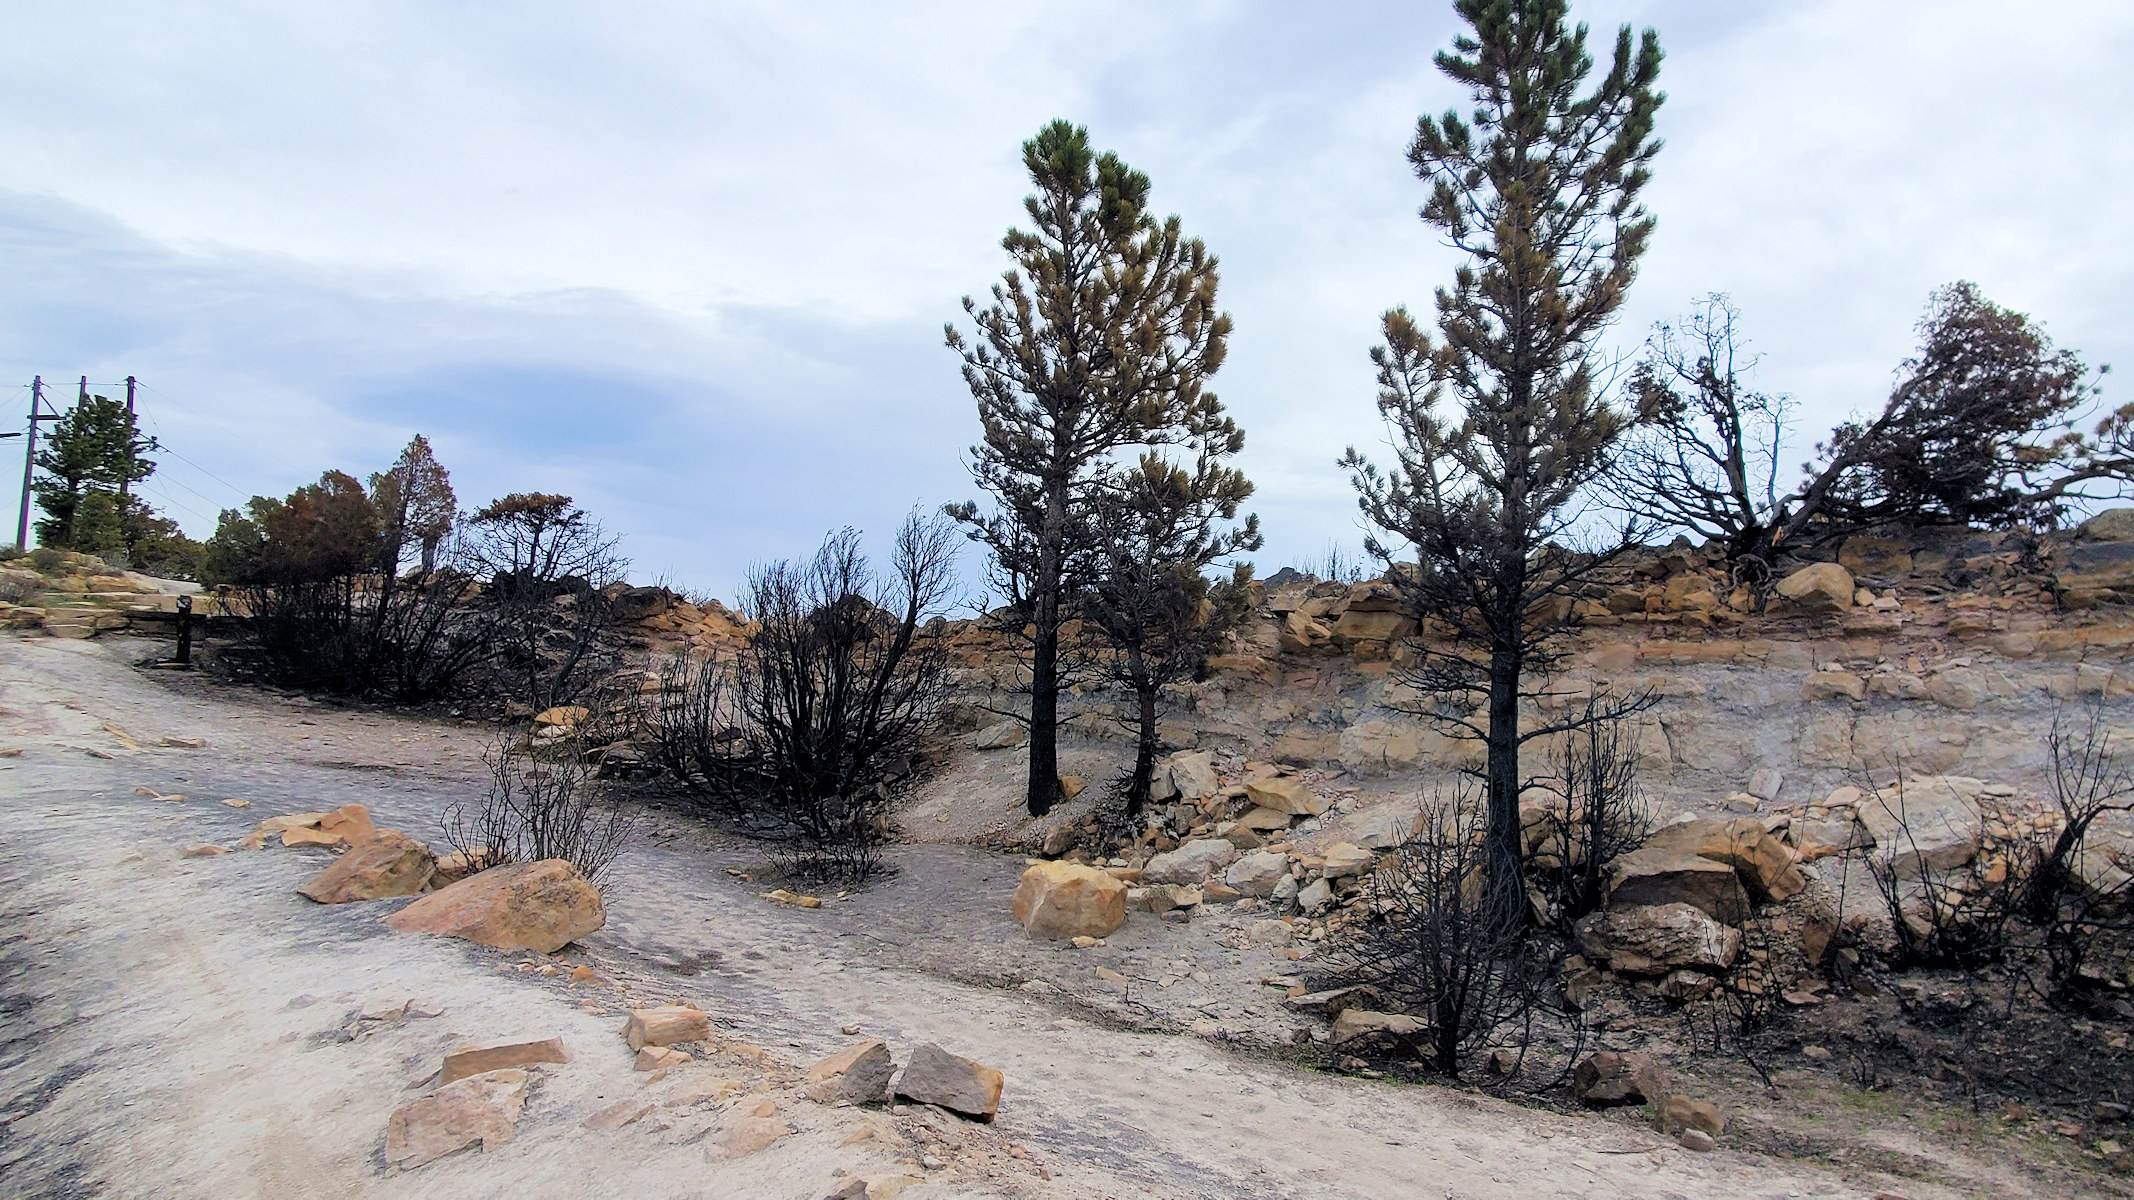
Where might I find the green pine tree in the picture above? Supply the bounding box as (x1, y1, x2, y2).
(1341, 0, 1665, 919)
(946, 120, 1232, 817)
(33, 394, 157, 550)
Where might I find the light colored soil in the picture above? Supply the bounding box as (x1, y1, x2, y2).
(0, 634, 2101, 1198)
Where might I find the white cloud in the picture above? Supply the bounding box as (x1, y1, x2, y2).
(2, 1, 2128, 592)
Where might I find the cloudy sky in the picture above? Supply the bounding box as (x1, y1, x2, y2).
(3, 1, 2128, 599)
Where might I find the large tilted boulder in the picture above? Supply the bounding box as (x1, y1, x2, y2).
(1010, 861, 1126, 939)
(298, 830, 436, 903)
(1162, 751, 1221, 801)
(384, 1069, 530, 1169)
(1604, 847, 1750, 924)
(804, 1040, 896, 1105)
(1575, 903, 1743, 977)
(1245, 777, 1327, 817)
(383, 859, 604, 954)
(1142, 838, 1239, 886)
(1643, 817, 1804, 903)
(894, 1044, 1003, 1120)
(1223, 851, 1291, 898)
(1774, 562, 1855, 613)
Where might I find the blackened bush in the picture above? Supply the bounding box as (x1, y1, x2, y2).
(1325, 785, 1556, 1076)
(653, 513, 956, 883)
(443, 726, 636, 888)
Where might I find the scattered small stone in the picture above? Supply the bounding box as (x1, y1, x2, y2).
(159, 736, 207, 749)
(1677, 1129, 1716, 1152)
(179, 844, 225, 858)
(766, 889, 824, 909)
(840, 1023, 862, 1036)
(636, 1046, 692, 1071)
(1801, 1045, 1832, 1061)
(707, 1115, 789, 1159)
(221, 798, 251, 809)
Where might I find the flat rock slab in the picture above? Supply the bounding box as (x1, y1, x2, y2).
(384, 1068, 529, 1170)
(625, 1005, 711, 1050)
(441, 1036, 570, 1084)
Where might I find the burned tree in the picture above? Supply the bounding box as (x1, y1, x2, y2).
(462, 493, 628, 711)
(1084, 450, 1259, 815)
(1602, 295, 1793, 573)
(1341, 0, 1664, 919)
(947, 119, 1231, 817)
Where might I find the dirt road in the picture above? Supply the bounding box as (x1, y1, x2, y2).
(0, 635, 2048, 1198)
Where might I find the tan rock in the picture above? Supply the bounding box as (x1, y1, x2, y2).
(384, 1068, 530, 1169)
(1575, 904, 1742, 976)
(1329, 1009, 1425, 1045)
(1162, 750, 1221, 800)
(1775, 562, 1855, 613)
(1320, 842, 1376, 880)
(664, 1075, 743, 1107)
(432, 847, 500, 886)
(766, 889, 823, 908)
(1859, 776, 1985, 876)
(298, 830, 436, 903)
(1802, 670, 1867, 702)
(1643, 817, 1804, 903)
(1245, 777, 1327, 816)
(1010, 861, 1127, 939)
(634, 1046, 691, 1070)
(532, 705, 589, 728)
(803, 1040, 894, 1105)
(894, 1043, 1003, 1120)
(1653, 1093, 1726, 1138)
(1605, 847, 1749, 924)
(624, 1005, 712, 1050)
(707, 1116, 789, 1158)
(240, 803, 377, 850)
(1142, 838, 1239, 886)
(179, 844, 225, 858)
(1572, 1051, 1667, 1107)
(441, 1037, 570, 1083)
(583, 1099, 654, 1130)
(382, 859, 604, 953)
(972, 721, 1026, 750)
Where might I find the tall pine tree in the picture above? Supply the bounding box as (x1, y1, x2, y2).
(947, 120, 1231, 817)
(1342, 1, 1663, 917)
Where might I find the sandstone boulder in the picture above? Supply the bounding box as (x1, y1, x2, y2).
(1576, 903, 1742, 976)
(2080, 508, 2134, 542)
(1163, 750, 1220, 800)
(1011, 861, 1126, 939)
(894, 1044, 1003, 1120)
(384, 1069, 529, 1169)
(383, 859, 605, 954)
(624, 1005, 712, 1050)
(1329, 1009, 1425, 1045)
(1643, 817, 1803, 903)
(635, 1046, 690, 1071)
(298, 830, 436, 904)
(1775, 562, 1855, 613)
(1653, 1093, 1726, 1138)
(972, 721, 1026, 750)
(1605, 848, 1749, 924)
(441, 1037, 570, 1084)
(533, 705, 589, 728)
(1320, 842, 1376, 880)
(1142, 838, 1239, 886)
(1236, 806, 1295, 832)
(432, 847, 501, 886)
(1572, 1050, 1667, 1107)
(803, 1039, 895, 1105)
(1245, 777, 1326, 817)
(1350, 806, 1422, 850)
(1224, 851, 1290, 898)
(1859, 776, 1984, 876)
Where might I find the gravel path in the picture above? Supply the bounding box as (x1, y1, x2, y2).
(0, 635, 2047, 1199)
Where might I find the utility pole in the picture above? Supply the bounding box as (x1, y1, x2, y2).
(122, 376, 138, 500)
(16, 377, 62, 552)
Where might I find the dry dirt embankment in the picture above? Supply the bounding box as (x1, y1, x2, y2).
(0, 635, 2050, 1199)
